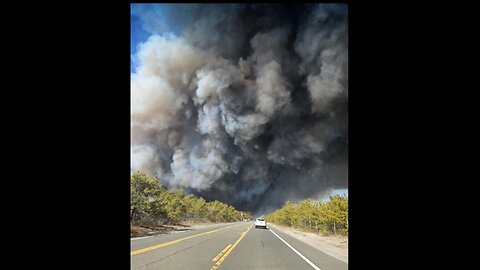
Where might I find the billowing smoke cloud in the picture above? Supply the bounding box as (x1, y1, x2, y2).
(131, 4, 348, 214)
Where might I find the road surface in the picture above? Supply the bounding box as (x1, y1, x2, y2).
(131, 222, 348, 270)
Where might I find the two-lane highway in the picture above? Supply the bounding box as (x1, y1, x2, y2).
(131, 222, 347, 270)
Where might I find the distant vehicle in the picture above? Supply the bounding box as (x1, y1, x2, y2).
(255, 218, 267, 229)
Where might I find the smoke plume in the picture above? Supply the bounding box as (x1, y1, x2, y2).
(131, 4, 348, 214)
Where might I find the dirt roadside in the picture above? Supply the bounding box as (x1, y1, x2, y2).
(131, 222, 235, 237)
(268, 223, 348, 264)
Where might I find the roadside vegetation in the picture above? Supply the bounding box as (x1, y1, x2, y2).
(131, 171, 252, 228)
(264, 195, 348, 236)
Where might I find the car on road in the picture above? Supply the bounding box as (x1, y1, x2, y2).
(255, 218, 267, 229)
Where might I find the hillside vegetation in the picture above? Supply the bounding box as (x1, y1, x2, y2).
(131, 171, 252, 226)
(264, 195, 348, 235)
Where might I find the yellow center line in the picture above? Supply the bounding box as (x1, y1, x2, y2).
(131, 224, 238, 256)
(212, 244, 232, 262)
(210, 224, 254, 270)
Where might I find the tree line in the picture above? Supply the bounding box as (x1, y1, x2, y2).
(264, 194, 348, 235)
(131, 171, 252, 225)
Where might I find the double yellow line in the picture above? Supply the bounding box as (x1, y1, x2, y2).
(212, 244, 232, 262)
(131, 224, 236, 255)
(210, 224, 254, 270)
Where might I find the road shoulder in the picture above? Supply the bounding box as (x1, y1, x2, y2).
(268, 223, 348, 264)
(131, 222, 237, 239)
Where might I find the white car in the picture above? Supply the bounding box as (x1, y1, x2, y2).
(255, 218, 267, 229)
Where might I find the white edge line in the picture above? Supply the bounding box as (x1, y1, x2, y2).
(269, 229, 322, 270)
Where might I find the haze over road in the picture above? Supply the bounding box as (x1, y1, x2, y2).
(131, 222, 347, 270)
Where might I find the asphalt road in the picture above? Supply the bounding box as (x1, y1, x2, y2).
(131, 222, 347, 270)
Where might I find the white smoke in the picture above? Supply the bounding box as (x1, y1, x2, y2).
(255, 61, 291, 117)
(170, 139, 229, 190)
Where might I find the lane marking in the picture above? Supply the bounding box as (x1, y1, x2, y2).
(269, 229, 322, 270)
(210, 224, 254, 270)
(131, 224, 238, 256)
(212, 244, 232, 262)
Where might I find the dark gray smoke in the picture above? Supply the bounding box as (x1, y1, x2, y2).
(131, 4, 348, 214)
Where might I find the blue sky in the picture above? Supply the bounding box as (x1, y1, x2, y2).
(319, 189, 348, 203)
(130, 14, 149, 73)
(131, 4, 185, 73)
(331, 189, 348, 197)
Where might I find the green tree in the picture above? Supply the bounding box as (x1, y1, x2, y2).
(162, 189, 186, 224)
(182, 194, 198, 219)
(131, 171, 246, 226)
(265, 195, 348, 235)
(192, 197, 207, 218)
(130, 171, 164, 224)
